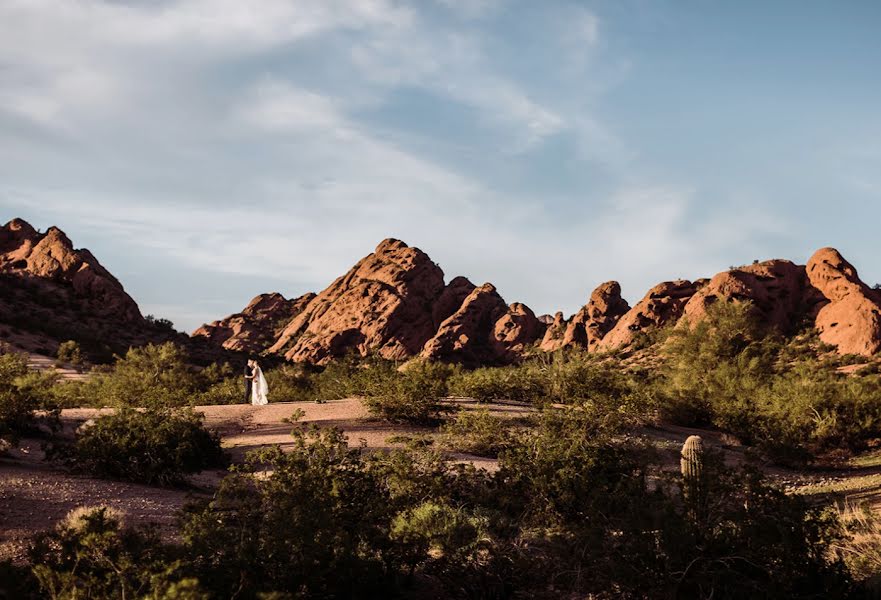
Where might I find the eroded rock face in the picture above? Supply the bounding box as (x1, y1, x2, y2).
(433, 276, 476, 329)
(269, 239, 446, 364)
(492, 302, 545, 360)
(806, 248, 881, 356)
(539, 311, 567, 352)
(192, 292, 315, 353)
(682, 260, 806, 332)
(562, 281, 630, 350)
(0, 219, 141, 322)
(598, 280, 698, 351)
(420, 283, 508, 366)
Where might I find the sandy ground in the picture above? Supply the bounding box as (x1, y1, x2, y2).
(0, 398, 529, 563)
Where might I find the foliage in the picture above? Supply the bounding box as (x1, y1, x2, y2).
(360, 360, 455, 424)
(88, 343, 200, 408)
(0, 351, 59, 446)
(448, 365, 545, 403)
(56, 340, 82, 366)
(52, 408, 224, 485)
(180, 426, 394, 599)
(28, 507, 202, 600)
(440, 408, 515, 457)
(657, 301, 881, 462)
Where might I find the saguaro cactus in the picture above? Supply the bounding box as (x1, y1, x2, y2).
(680, 435, 703, 481)
(681, 435, 705, 521)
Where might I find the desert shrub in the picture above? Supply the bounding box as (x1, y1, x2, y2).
(264, 363, 313, 402)
(54, 408, 224, 485)
(657, 301, 881, 462)
(56, 340, 82, 365)
(361, 360, 455, 424)
(180, 426, 396, 599)
(448, 364, 545, 403)
(756, 364, 881, 461)
(661, 300, 778, 428)
(661, 450, 851, 599)
(0, 352, 60, 446)
(28, 506, 201, 600)
(389, 500, 486, 576)
(541, 352, 635, 405)
(89, 343, 200, 408)
(308, 354, 396, 402)
(440, 408, 514, 457)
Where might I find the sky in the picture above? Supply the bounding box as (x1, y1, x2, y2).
(1, 0, 880, 332)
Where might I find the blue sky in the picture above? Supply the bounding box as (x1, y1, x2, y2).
(1, 0, 880, 332)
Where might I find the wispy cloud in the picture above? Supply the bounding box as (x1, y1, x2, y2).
(0, 0, 794, 331)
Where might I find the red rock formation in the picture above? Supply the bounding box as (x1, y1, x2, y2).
(492, 302, 545, 360)
(192, 292, 315, 353)
(539, 311, 567, 352)
(269, 239, 446, 363)
(598, 280, 698, 351)
(0, 219, 141, 322)
(682, 260, 806, 332)
(432, 276, 476, 328)
(561, 281, 630, 350)
(420, 283, 509, 365)
(806, 248, 881, 356)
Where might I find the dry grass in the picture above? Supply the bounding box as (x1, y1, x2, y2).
(831, 501, 881, 590)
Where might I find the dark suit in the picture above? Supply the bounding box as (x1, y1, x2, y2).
(244, 363, 254, 402)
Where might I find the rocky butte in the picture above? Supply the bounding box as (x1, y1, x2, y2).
(198, 238, 881, 364)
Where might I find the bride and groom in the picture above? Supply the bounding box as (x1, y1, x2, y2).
(244, 358, 269, 406)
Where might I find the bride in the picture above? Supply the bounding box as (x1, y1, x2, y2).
(250, 359, 269, 406)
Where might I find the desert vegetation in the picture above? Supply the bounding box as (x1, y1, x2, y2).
(5, 302, 881, 597)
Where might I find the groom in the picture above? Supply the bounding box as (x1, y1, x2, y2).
(243, 359, 255, 403)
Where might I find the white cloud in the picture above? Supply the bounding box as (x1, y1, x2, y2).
(0, 0, 792, 331)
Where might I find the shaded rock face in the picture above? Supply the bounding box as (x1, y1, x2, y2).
(598, 280, 698, 351)
(433, 276, 476, 329)
(0, 219, 141, 322)
(539, 311, 567, 352)
(192, 292, 315, 353)
(682, 260, 807, 332)
(269, 239, 446, 364)
(492, 302, 545, 360)
(562, 281, 630, 350)
(806, 248, 881, 356)
(420, 283, 509, 366)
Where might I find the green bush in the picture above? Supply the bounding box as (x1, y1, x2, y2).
(657, 301, 881, 462)
(56, 340, 82, 366)
(0, 352, 59, 447)
(89, 343, 200, 408)
(361, 360, 455, 424)
(54, 408, 225, 485)
(440, 408, 514, 457)
(264, 363, 313, 402)
(180, 426, 395, 598)
(448, 365, 545, 403)
(28, 506, 201, 600)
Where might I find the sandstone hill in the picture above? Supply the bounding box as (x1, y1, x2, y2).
(0, 218, 230, 363)
(7, 216, 878, 366)
(192, 292, 315, 354)
(202, 240, 881, 364)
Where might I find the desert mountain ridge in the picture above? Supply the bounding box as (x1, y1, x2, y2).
(0, 218, 234, 363)
(196, 237, 881, 364)
(3, 217, 880, 366)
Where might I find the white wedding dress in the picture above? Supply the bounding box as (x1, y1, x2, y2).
(251, 366, 269, 406)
